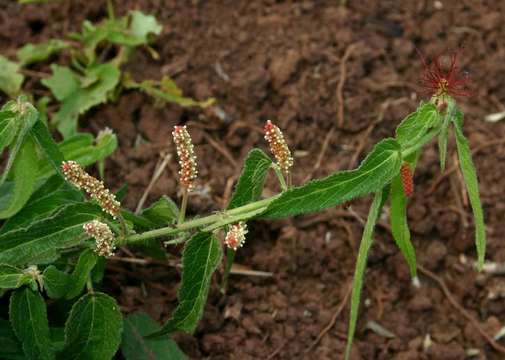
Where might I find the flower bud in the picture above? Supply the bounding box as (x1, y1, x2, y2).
(172, 125, 198, 190)
(83, 220, 116, 257)
(400, 163, 414, 197)
(62, 161, 121, 218)
(264, 120, 293, 172)
(224, 222, 248, 250)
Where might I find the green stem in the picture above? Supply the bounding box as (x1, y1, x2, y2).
(126, 196, 276, 244)
(272, 164, 288, 191)
(178, 188, 189, 225)
(220, 248, 236, 294)
(107, 0, 115, 20)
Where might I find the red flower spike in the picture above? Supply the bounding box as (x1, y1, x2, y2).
(400, 163, 414, 197)
(172, 125, 198, 191)
(264, 120, 293, 172)
(418, 50, 472, 99)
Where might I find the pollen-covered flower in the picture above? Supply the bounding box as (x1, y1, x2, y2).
(419, 50, 471, 99)
(224, 222, 248, 250)
(264, 120, 293, 172)
(172, 125, 198, 190)
(83, 220, 116, 257)
(400, 162, 414, 197)
(61, 161, 121, 218)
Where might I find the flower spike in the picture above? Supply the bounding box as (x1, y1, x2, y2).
(62, 161, 121, 218)
(83, 220, 116, 257)
(264, 120, 293, 173)
(172, 125, 198, 191)
(225, 222, 248, 250)
(418, 50, 472, 99)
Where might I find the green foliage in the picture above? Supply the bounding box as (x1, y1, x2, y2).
(61, 292, 123, 360)
(261, 138, 402, 219)
(42, 64, 120, 137)
(452, 109, 486, 269)
(0, 319, 25, 360)
(0, 265, 36, 290)
(228, 149, 273, 209)
(141, 196, 179, 226)
(0, 203, 103, 266)
(42, 266, 71, 299)
(345, 191, 384, 360)
(389, 172, 417, 278)
(17, 39, 69, 66)
(124, 74, 215, 108)
(395, 102, 440, 150)
(122, 312, 186, 360)
(150, 232, 223, 337)
(0, 56, 24, 97)
(64, 250, 98, 300)
(9, 287, 54, 360)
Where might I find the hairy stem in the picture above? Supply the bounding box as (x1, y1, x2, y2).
(272, 164, 288, 191)
(178, 188, 189, 225)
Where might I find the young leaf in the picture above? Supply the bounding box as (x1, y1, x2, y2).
(129, 11, 163, 43)
(122, 312, 186, 360)
(17, 39, 69, 66)
(43, 266, 71, 299)
(123, 74, 214, 108)
(452, 110, 486, 269)
(345, 191, 384, 360)
(0, 110, 18, 154)
(65, 249, 98, 299)
(0, 135, 39, 219)
(42, 64, 120, 137)
(0, 99, 39, 187)
(0, 318, 25, 360)
(149, 232, 223, 337)
(141, 196, 179, 226)
(395, 102, 440, 150)
(227, 149, 272, 210)
(389, 174, 417, 278)
(0, 264, 34, 289)
(0, 56, 24, 97)
(261, 138, 402, 219)
(9, 288, 55, 360)
(61, 292, 122, 360)
(0, 203, 103, 266)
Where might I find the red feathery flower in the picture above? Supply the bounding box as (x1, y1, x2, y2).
(400, 163, 414, 197)
(418, 50, 471, 98)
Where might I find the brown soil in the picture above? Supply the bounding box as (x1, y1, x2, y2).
(2, 1, 505, 359)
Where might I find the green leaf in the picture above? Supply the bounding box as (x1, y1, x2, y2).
(31, 120, 65, 174)
(0, 135, 39, 219)
(42, 64, 120, 137)
(0, 318, 25, 360)
(122, 312, 186, 360)
(345, 191, 384, 360)
(0, 56, 24, 97)
(43, 266, 71, 299)
(65, 250, 97, 300)
(17, 39, 69, 66)
(129, 11, 163, 43)
(141, 196, 179, 226)
(9, 288, 54, 360)
(227, 149, 272, 210)
(437, 100, 457, 171)
(0, 109, 19, 154)
(0, 99, 39, 187)
(389, 173, 417, 278)
(61, 292, 122, 360)
(395, 102, 440, 150)
(261, 138, 402, 219)
(124, 74, 214, 108)
(150, 232, 222, 336)
(0, 175, 82, 234)
(452, 109, 486, 269)
(0, 203, 103, 266)
(0, 264, 34, 290)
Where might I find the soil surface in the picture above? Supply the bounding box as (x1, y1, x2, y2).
(2, 1, 505, 359)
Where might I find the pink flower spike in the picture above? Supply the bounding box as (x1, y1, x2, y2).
(224, 222, 248, 251)
(264, 120, 293, 172)
(83, 220, 116, 257)
(172, 125, 198, 191)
